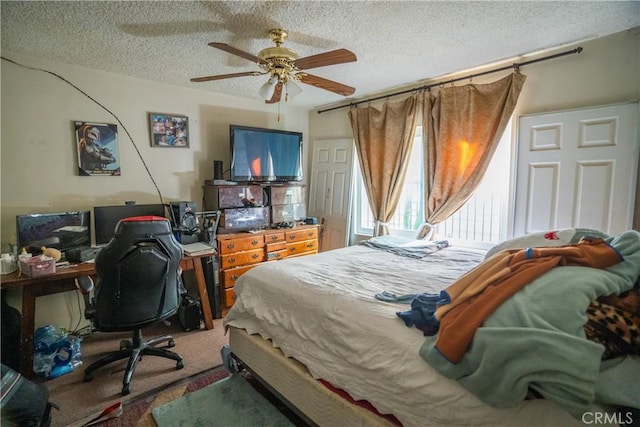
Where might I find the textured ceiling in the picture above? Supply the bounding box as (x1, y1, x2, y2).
(1, 1, 639, 110)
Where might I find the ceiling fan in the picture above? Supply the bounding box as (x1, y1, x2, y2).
(191, 29, 357, 104)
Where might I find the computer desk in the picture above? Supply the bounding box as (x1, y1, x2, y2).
(0, 253, 215, 377)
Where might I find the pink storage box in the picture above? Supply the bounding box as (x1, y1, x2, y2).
(20, 255, 56, 277)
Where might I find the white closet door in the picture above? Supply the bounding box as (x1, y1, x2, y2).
(308, 138, 354, 251)
(513, 102, 638, 236)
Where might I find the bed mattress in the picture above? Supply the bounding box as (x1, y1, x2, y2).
(228, 326, 397, 427)
(223, 243, 606, 426)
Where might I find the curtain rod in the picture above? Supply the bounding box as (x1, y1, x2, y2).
(317, 46, 583, 114)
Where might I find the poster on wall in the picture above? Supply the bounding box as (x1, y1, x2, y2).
(74, 121, 120, 176)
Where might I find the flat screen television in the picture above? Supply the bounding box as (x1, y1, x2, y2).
(93, 203, 166, 245)
(16, 211, 91, 255)
(230, 125, 303, 183)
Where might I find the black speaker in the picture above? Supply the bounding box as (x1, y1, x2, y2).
(169, 201, 199, 244)
(213, 160, 223, 180)
(178, 295, 201, 331)
(202, 256, 222, 319)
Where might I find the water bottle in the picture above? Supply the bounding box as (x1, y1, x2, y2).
(33, 325, 78, 378)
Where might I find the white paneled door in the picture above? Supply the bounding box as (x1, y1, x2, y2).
(308, 139, 354, 251)
(514, 102, 638, 236)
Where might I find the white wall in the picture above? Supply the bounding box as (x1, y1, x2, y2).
(308, 28, 640, 240)
(1, 52, 309, 328)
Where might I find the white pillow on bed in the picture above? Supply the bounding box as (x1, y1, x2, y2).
(485, 228, 610, 259)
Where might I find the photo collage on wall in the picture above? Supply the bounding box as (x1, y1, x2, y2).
(149, 113, 189, 148)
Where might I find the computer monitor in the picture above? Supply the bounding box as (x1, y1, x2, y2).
(93, 204, 166, 245)
(16, 211, 91, 255)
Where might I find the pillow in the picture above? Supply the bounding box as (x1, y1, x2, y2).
(485, 228, 609, 259)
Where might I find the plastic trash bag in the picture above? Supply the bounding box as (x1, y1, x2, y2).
(33, 325, 82, 378)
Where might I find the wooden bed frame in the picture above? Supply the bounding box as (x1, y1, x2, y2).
(228, 326, 397, 427)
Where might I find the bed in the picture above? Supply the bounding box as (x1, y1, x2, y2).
(223, 229, 640, 426)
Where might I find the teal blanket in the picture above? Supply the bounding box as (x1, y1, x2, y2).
(420, 230, 640, 418)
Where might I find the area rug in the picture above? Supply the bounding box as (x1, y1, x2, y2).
(86, 365, 230, 426)
(151, 374, 296, 427)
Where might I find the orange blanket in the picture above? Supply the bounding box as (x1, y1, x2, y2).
(435, 237, 623, 363)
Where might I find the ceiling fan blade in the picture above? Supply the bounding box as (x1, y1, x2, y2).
(265, 82, 283, 104)
(191, 71, 261, 83)
(297, 73, 356, 96)
(209, 42, 268, 65)
(294, 49, 357, 70)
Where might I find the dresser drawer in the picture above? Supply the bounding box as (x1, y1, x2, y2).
(288, 239, 317, 255)
(286, 228, 318, 243)
(223, 288, 236, 308)
(218, 236, 265, 254)
(222, 264, 258, 289)
(266, 249, 288, 261)
(265, 241, 287, 252)
(264, 232, 285, 243)
(220, 249, 264, 269)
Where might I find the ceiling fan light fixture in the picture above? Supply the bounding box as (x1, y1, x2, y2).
(286, 79, 303, 100)
(258, 75, 278, 99)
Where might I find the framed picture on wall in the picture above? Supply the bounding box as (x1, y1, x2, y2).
(75, 121, 120, 176)
(149, 113, 189, 148)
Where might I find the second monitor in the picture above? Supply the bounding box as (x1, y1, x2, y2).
(93, 203, 166, 246)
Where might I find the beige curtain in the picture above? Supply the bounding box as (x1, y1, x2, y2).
(349, 96, 419, 236)
(422, 72, 526, 225)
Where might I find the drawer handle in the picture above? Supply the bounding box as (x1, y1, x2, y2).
(288, 234, 297, 240)
(251, 253, 260, 259)
(308, 231, 314, 237)
(231, 275, 238, 280)
(270, 235, 278, 241)
(251, 239, 259, 245)
(228, 257, 236, 263)
(306, 243, 314, 248)
(226, 243, 235, 249)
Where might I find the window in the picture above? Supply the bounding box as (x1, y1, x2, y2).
(354, 122, 512, 249)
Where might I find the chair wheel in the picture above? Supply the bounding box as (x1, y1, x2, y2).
(176, 360, 184, 369)
(167, 339, 175, 348)
(84, 373, 94, 382)
(121, 384, 130, 396)
(119, 340, 131, 351)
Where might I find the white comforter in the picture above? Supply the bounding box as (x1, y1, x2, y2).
(223, 243, 600, 426)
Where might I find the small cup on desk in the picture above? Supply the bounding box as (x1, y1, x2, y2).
(0, 253, 18, 275)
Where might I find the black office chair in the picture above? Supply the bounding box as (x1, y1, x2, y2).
(83, 216, 185, 395)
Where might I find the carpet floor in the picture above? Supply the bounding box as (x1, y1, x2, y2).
(43, 317, 228, 427)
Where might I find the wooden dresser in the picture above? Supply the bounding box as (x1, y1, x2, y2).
(217, 224, 319, 313)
